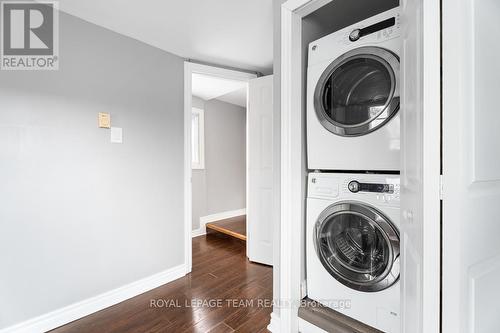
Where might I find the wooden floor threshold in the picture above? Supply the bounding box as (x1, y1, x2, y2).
(206, 215, 247, 241)
(299, 298, 383, 333)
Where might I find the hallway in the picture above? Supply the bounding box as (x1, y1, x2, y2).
(51, 234, 272, 333)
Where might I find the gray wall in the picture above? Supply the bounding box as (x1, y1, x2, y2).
(191, 97, 246, 230)
(0, 12, 184, 329)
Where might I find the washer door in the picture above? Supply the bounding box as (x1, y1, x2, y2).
(314, 46, 400, 137)
(314, 201, 400, 292)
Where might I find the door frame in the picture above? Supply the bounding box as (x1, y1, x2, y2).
(278, 1, 333, 331)
(278, 0, 441, 332)
(183, 62, 256, 274)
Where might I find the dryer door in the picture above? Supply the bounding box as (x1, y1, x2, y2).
(314, 201, 400, 292)
(314, 46, 400, 137)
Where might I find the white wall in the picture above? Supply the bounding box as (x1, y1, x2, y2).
(0, 11, 184, 329)
(191, 97, 246, 230)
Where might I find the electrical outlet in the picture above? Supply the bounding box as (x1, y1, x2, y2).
(110, 127, 122, 143)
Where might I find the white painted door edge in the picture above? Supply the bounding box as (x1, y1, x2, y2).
(191, 209, 247, 238)
(247, 75, 274, 266)
(280, 1, 333, 332)
(400, 0, 441, 332)
(184, 62, 256, 274)
(0, 264, 186, 333)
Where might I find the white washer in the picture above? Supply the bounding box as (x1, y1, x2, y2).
(307, 8, 401, 171)
(306, 172, 400, 333)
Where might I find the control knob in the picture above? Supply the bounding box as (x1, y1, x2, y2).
(349, 29, 361, 42)
(348, 181, 360, 193)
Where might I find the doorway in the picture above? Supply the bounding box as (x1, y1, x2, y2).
(190, 70, 248, 243)
(182, 62, 276, 331)
(183, 62, 275, 273)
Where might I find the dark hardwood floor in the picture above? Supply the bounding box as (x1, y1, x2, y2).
(206, 215, 247, 241)
(51, 234, 272, 333)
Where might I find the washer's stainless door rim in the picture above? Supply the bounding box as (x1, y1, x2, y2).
(314, 46, 400, 137)
(313, 201, 400, 292)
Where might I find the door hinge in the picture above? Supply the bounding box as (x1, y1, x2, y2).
(300, 279, 307, 299)
(439, 175, 444, 200)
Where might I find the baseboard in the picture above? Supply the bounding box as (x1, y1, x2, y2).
(191, 227, 206, 238)
(192, 208, 246, 238)
(267, 312, 281, 332)
(1, 264, 186, 333)
(200, 208, 246, 224)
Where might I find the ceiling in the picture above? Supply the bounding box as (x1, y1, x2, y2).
(58, 0, 274, 74)
(217, 88, 247, 108)
(192, 73, 247, 108)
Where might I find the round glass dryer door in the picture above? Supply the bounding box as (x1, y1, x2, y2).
(314, 201, 400, 292)
(314, 46, 400, 136)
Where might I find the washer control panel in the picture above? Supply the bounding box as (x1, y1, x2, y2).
(343, 177, 400, 205)
(308, 173, 400, 206)
(347, 180, 394, 194)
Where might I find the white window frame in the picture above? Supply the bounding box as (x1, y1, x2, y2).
(191, 107, 205, 170)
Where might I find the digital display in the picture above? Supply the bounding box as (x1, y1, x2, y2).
(359, 17, 396, 38)
(359, 183, 394, 193)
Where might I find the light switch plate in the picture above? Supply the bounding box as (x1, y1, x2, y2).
(98, 112, 111, 128)
(110, 127, 123, 143)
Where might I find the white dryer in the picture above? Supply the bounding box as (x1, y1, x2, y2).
(307, 8, 401, 171)
(306, 172, 400, 333)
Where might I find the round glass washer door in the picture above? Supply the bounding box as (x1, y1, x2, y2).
(314, 46, 400, 137)
(314, 201, 400, 292)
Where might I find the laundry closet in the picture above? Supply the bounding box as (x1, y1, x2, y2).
(276, 0, 437, 332)
(277, 0, 500, 332)
(302, 1, 401, 332)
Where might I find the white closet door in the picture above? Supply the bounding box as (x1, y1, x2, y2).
(400, 0, 441, 332)
(247, 75, 274, 266)
(442, 1, 500, 332)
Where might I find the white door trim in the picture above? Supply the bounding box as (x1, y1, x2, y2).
(183, 62, 256, 274)
(278, 1, 332, 332)
(419, 1, 441, 332)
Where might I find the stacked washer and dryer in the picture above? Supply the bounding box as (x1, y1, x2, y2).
(306, 8, 402, 333)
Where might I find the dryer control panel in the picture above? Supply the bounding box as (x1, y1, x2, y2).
(307, 7, 401, 67)
(340, 13, 401, 46)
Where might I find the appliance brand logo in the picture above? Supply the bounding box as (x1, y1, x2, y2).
(0, 1, 59, 70)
